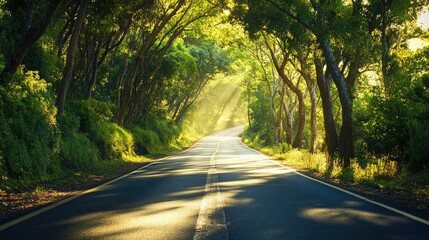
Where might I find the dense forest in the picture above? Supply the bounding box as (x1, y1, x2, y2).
(0, 0, 428, 191)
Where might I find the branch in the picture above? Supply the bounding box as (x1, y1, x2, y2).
(265, 0, 314, 31)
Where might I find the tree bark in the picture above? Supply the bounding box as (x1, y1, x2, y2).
(55, 0, 88, 117)
(264, 36, 305, 148)
(314, 57, 338, 159)
(308, 83, 317, 153)
(319, 39, 354, 166)
(117, 0, 186, 126)
(277, 82, 285, 144)
(296, 54, 318, 153)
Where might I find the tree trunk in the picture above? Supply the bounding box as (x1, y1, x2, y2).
(116, 57, 128, 107)
(247, 78, 252, 127)
(277, 83, 285, 144)
(281, 87, 297, 145)
(296, 54, 318, 153)
(283, 96, 294, 145)
(263, 35, 305, 148)
(314, 57, 338, 159)
(381, 0, 389, 87)
(276, 69, 305, 148)
(292, 88, 305, 148)
(261, 62, 279, 143)
(309, 83, 317, 153)
(0, 0, 63, 86)
(319, 39, 353, 166)
(55, 0, 88, 117)
(117, 0, 185, 126)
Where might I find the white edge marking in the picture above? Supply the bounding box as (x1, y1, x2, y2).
(238, 139, 429, 226)
(0, 140, 201, 232)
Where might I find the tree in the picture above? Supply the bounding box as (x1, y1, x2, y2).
(262, 34, 306, 148)
(118, 0, 223, 126)
(55, 0, 89, 117)
(0, 0, 63, 86)
(232, 0, 376, 165)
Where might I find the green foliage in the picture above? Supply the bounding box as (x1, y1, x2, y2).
(95, 121, 134, 160)
(354, 47, 429, 173)
(0, 70, 59, 184)
(23, 40, 62, 84)
(57, 112, 99, 170)
(354, 91, 409, 161)
(137, 111, 180, 145)
(244, 84, 275, 145)
(69, 99, 115, 132)
(130, 127, 161, 155)
(66, 99, 134, 161)
(128, 109, 184, 155)
(405, 123, 429, 172)
(281, 142, 292, 154)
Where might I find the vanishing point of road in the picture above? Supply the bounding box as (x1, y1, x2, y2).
(1, 126, 428, 239)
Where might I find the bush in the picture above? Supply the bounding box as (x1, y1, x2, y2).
(57, 112, 99, 170)
(0, 70, 59, 183)
(137, 112, 180, 145)
(244, 87, 275, 146)
(407, 122, 429, 173)
(64, 99, 134, 161)
(92, 121, 134, 160)
(69, 99, 114, 133)
(131, 127, 161, 154)
(60, 132, 99, 170)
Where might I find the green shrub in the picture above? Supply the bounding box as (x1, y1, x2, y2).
(0, 70, 59, 182)
(243, 87, 275, 146)
(60, 132, 99, 170)
(91, 121, 134, 160)
(407, 122, 429, 173)
(131, 127, 161, 154)
(69, 99, 114, 133)
(281, 142, 292, 153)
(64, 99, 134, 160)
(57, 112, 99, 170)
(137, 112, 180, 145)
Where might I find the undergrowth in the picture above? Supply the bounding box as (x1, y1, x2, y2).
(0, 72, 191, 192)
(242, 137, 429, 198)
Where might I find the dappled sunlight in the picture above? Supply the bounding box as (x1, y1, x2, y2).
(299, 207, 407, 226)
(220, 189, 254, 206)
(167, 155, 213, 160)
(246, 167, 295, 175)
(3, 127, 425, 240)
(78, 197, 202, 239)
(221, 178, 267, 187)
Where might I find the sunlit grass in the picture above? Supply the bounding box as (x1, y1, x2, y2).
(243, 137, 429, 199)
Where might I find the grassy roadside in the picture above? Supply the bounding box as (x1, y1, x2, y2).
(242, 138, 429, 211)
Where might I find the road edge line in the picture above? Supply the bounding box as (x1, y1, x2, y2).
(0, 140, 201, 232)
(238, 139, 429, 226)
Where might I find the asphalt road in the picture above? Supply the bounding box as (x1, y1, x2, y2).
(1, 126, 428, 239)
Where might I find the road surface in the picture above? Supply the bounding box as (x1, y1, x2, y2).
(1, 126, 428, 239)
